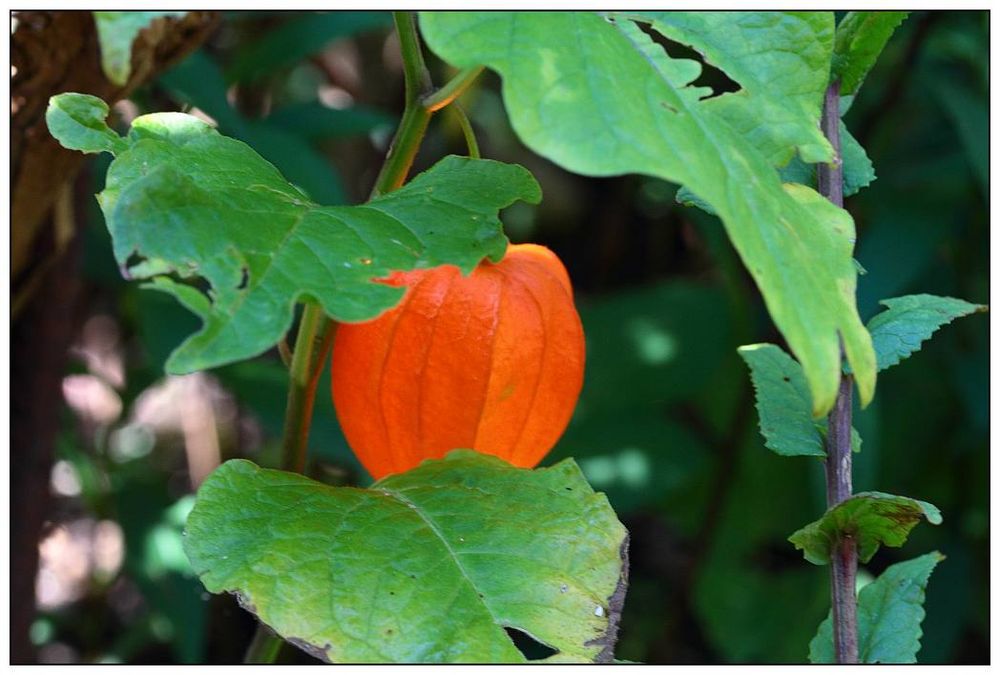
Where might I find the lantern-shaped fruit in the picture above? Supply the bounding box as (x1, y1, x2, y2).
(331, 244, 585, 479)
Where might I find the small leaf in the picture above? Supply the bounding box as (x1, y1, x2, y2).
(832, 12, 910, 95)
(789, 492, 942, 565)
(867, 294, 988, 372)
(738, 343, 862, 457)
(184, 453, 629, 663)
(46, 93, 541, 374)
(810, 551, 944, 663)
(93, 11, 188, 86)
(45, 93, 127, 155)
(776, 120, 876, 198)
(738, 344, 825, 457)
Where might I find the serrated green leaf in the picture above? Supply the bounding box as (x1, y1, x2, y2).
(419, 11, 876, 416)
(810, 552, 944, 663)
(738, 343, 862, 457)
(184, 453, 629, 663)
(867, 294, 988, 372)
(46, 93, 540, 374)
(93, 11, 188, 86)
(623, 11, 835, 166)
(832, 12, 910, 95)
(789, 491, 941, 565)
(738, 344, 826, 457)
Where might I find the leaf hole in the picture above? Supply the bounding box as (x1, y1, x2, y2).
(635, 21, 741, 100)
(503, 626, 559, 661)
(782, 376, 790, 383)
(123, 251, 147, 275)
(237, 266, 249, 290)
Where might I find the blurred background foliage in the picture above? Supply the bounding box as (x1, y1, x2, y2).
(30, 11, 987, 664)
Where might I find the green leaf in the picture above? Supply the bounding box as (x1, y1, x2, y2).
(789, 491, 942, 565)
(184, 453, 629, 663)
(738, 344, 826, 457)
(46, 93, 540, 374)
(419, 11, 876, 416)
(93, 11, 188, 86)
(45, 93, 128, 155)
(867, 294, 988, 372)
(810, 552, 944, 663)
(832, 12, 910, 95)
(226, 11, 391, 83)
(160, 50, 348, 204)
(777, 120, 876, 197)
(622, 11, 835, 166)
(738, 343, 862, 457)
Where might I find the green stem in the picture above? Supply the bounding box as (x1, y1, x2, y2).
(244, 11, 445, 663)
(244, 625, 284, 664)
(370, 102, 431, 197)
(280, 305, 335, 473)
(451, 104, 481, 159)
(424, 66, 484, 112)
(394, 11, 432, 103)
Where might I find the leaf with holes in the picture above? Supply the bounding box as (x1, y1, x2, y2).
(810, 552, 943, 663)
(832, 12, 910, 96)
(419, 11, 876, 416)
(93, 11, 189, 85)
(866, 294, 987, 372)
(619, 11, 835, 166)
(183, 453, 629, 663)
(45, 93, 540, 374)
(789, 492, 941, 565)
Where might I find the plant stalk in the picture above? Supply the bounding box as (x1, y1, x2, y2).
(424, 66, 485, 112)
(818, 80, 859, 665)
(244, 11, 458, 662)
(280, 305, 335, 474)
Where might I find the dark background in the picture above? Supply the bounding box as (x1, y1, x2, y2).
(11, 11, 988, 664)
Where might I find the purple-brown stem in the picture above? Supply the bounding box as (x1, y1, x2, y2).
(817, 80, 859, 664)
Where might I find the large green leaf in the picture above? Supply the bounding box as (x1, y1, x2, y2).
(866, 294, 987, 372)
(810, 552, 943, 663)
(832, 12, 910, 95)
(184, 453, 629, 663)
(622, 12, 835, 166)
(93, 12, 188, 86)
(789, 491, 941, 565)
(46, 93, 540, 374)
(419, 11, 876, 416)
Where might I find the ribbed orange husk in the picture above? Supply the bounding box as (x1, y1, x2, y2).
(331, 243, 585, 480)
